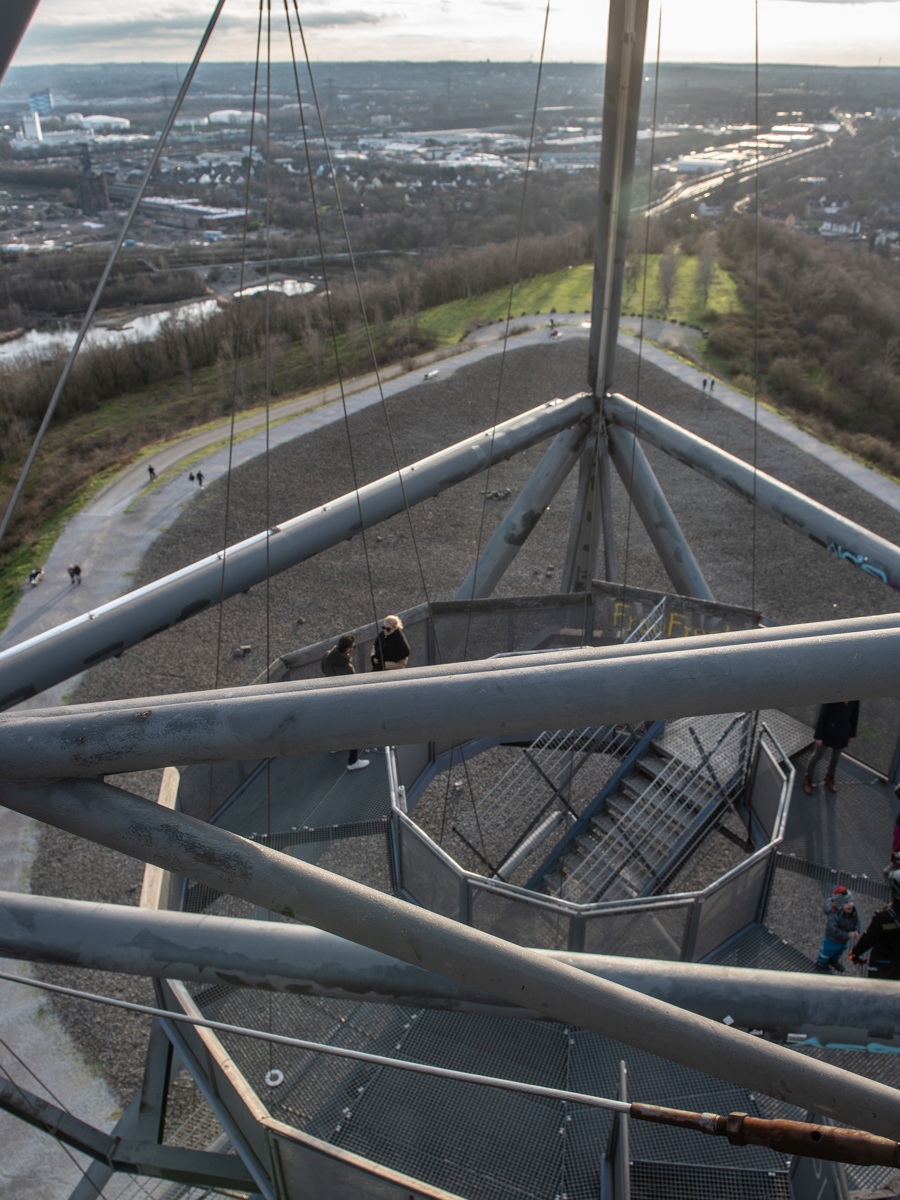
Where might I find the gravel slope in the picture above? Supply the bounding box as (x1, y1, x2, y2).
(30, 335, 900, 1109)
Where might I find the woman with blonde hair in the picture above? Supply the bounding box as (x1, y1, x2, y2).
(371, 614, 410, 671)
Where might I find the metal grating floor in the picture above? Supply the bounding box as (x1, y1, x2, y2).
(196, 988, 788, 1200)
(779, 749, 897, 880)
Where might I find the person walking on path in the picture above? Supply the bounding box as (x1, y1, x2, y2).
(321, 634, 369, 771)
(701, 378, 707, 391)
(371, 614, 410, 672)
(147, 464, 157, 483)
(27, 566, 43, 587)
(803, 700, 859, 794)
(851, 870, 900, 980)
(67, 564, 82, 586)
(814, 885, 860, 973)
(196, 470, 204, 488)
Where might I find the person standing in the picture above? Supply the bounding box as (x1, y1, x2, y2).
(803, 700, 859, 795)
(814, 886, 860, 973)
(321, 634, 369, 771)
(851, 870, 900, 980)
(371, 615, 410, 672)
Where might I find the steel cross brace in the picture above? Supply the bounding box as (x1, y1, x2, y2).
(0, 1071, 255, 1189)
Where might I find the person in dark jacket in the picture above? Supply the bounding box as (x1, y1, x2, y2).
(851, 870, 900, 980)
(803, 700, 859, 795)
(814, 885, 860, 973)
(371, 615, 410, 672)
(321, 635, 369, 771)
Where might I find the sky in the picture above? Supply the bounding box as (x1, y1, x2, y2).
(10, 0, 900, 67)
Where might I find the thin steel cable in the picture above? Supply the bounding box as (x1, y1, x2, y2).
(264, 0, 274, 1078)
(618, 5, 663, 627)
(282, 0, 379, 633)
(751, 1, 761, 614)
(212, 0, 266, 698)
(289, 0, 454, 673)
(0, 970, 629, 1118)
(0, 0, 227, 548)
(463, 0, 552, 620)
(440, 0, 553, 861)
(0, 1031, 157, 1200)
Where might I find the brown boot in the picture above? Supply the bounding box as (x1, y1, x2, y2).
(825, 772, 837, 794)
(803, 776, 813, 795)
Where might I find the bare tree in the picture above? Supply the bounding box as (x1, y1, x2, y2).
(695, 231, 717, 307)
(657, 243, 680, 316)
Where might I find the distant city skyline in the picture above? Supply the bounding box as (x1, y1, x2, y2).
(10, 0, 900, 70)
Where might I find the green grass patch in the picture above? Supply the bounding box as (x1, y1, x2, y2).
(622, 253, 741, 325)
(418, 253, 741, 345)
(418, 264, 594, 344)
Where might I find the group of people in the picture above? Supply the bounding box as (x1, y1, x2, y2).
(147, 464, 205, 487)
(816, 873, 900, 980)
(26, 564, 81, 587)
(321, 615, 410, 772)
(803, 697, 900, 978)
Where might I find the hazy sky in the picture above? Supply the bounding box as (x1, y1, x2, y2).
(11, 0, 900, 67)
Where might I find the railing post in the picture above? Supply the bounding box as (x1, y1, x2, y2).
(569, 914, 585, 953)
(681, 897, 703, 962)
(458, 876, 470, 925)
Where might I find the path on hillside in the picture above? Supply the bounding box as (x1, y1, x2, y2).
(5, 314, 900, 716)
(4, 321, 900, 1199)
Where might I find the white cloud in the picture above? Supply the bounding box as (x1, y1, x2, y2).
(8, 0, 900, 64)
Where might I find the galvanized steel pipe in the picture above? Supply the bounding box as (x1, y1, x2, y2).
(2, 779, 899, 1137)
(2, 892, 898, 1045)
(605, 391, 900, 593)
(2, 619, 900, 778)
(455, 419, 589, 600)
(608, 423, 713, 601)
(0, 392, 595, 710)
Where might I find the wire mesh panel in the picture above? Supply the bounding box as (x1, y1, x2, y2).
(581, 902, 691, 959)
(691, 856, 771, 962)
(630, 1161, 789, 1200)
(467, 881, 572, 948)
(430, 594, 596, 666)
(749, 740, 788, 844)
(398, 817, 460, 919)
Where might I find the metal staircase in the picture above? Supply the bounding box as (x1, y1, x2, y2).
(543, 712, 755, 904)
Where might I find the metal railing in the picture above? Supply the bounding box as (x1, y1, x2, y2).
(388, 724, 794, 960)
(559, 713, 754, 905)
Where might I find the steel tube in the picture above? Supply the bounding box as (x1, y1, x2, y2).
(605, 392, 900, 593)
(0, 1, 41, 82)
(598, 434, 618, 582)
(455, 420, 589, 600)
(0, 391, 594, 710)
(28, 609, 900, 722)
(1, 781, 899, 1136)
(3, 619, 899, 779)
(608, 424, 713, 600)
(2, 892, 898, 1044)
(588, 0, 650, 393)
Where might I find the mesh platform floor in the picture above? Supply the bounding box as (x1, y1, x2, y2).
(779, 748, 897, 880)
(196, 987, 788, 1200)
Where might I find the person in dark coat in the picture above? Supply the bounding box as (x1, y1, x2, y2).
(851, 870, 900, 980)
(321, 634, 368, 771)
(814, 885, 860, 973)
(371, 615, 410, 672)
(803, 700, 859, 795)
